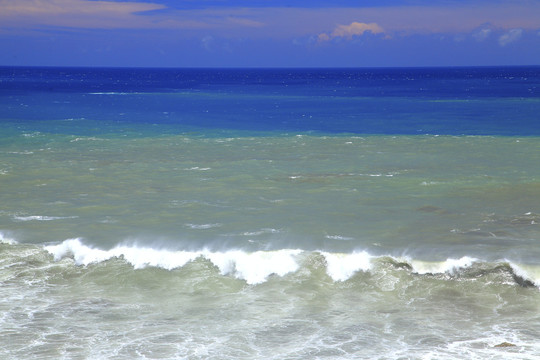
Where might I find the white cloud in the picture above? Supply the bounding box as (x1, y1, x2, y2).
(1, 1, 539, 41)
(201, 36, 215, 51)
(498, 28, 523, 46)
(472, 28, 492, 42)
(318, 21, 384, 42)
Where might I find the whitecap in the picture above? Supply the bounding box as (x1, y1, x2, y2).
(507, 261, 540, 287)
(13, 215, 79, 222)
(325, 235, 354, 241)
(320, 251, 373, 282)
(8, 151, 34, 155)
(44, 239, 302, 285)
(421, 181, 442, 186)
(70, 137, 102, 142)
(410, 256, 478, 275)
(42, 239, 540, 290)
(45, 238, 199, 269)
(0, 232, 17, 245)
(22, 132, 41, 138)
(204, 249, 302, 284)
(184, 223, 222, 230)
(43, 239, 378, 284)
(240, 228, 281, 236)
(184, 167, 211, 171)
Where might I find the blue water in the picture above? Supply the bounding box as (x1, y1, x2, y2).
(1, 66, 540, 359)
(2, 66, 539, 135)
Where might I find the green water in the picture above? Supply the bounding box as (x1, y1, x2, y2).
(2, 129, 539, 260)
(2, 126, 540, 359)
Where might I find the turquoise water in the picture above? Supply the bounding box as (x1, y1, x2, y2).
(1, 67, 540, 359)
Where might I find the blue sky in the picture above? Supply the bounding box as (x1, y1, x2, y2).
(1, 0, 539, 67)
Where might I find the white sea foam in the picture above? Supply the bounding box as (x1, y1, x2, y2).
(8, 150, 34, 155)
(0, 231, 17, 245)
(507, 261, 540, 287)
(325, 235, 354, 241)
(204, 249, 303, 284)
(22, 132, 41, 138)
(421, 181, 443, 186)
(184, 167, 211, 171)
(45, 238, 200, 270)
(44, 239, 303, 284)
(42, 240, 540, 287)
(410, 256, 478, 275)
(13, 215, 79, 222)
(240, 228, 281, 236)
(320, 251, 373, 282)
(70, 137, 102, 142)
(44, 240, 376, 284)
(184, 223, 222, 230)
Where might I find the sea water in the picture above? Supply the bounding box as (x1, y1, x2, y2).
(1, 66, 540, 359)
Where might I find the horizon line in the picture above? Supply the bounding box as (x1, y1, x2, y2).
(1, 64, 539, 70)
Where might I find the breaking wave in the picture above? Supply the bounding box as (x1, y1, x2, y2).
(12, 215, 79, 222)
(43, 238, 540, 287)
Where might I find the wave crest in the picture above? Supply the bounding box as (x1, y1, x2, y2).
(0, 231, 17, 245)
(43, 239, 540, 286)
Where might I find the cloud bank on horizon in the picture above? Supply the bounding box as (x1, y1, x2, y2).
(318, 22, 386, 43)
(0, 0, 539, 67)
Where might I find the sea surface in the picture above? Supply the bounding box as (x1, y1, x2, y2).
(1, 66, 540, 359)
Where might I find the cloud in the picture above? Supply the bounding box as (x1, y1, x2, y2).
(201, 35, 215, 51)
(0, 0, 164, 17)
(472, 28, 492, 42)
(498, 28, 523, 46)
(0, 0, 166, 29)
(318, 21, 384, 42)
(0, 0, 262, 31)
(2, 1, 539, 41)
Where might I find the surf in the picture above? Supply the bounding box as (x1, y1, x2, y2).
(41, 238, 540, 287)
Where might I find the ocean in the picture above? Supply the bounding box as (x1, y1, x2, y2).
(1, 66, 539, 359)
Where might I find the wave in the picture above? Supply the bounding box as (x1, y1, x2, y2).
(45, 239, 301, 285)
(69, 136, 104, 142)
(184, 223, 222, 230)
(42, 238, 540, 287)
(12, 215, 79, 222)
(88, 92, 135, 95)
(409, 256, 479, 275)
(0, 231, 17, 245)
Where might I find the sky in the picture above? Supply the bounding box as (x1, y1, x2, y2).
(0, 0, 539, 67)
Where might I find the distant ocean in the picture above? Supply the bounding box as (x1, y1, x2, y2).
(1, 66, 539, 359)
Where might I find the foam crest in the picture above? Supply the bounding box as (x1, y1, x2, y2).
(184, 223, 222, 230)
(44, 239, 303, 284)
(0, 231, 17, 245)
(13, 215, 78, 222)
(508, 262, 540, 287)
(46, 238, 112, 264)
(205, 249, 303, 284)
(37, 240, 540, 288)
(113, 246, 200, 270)
(320, 251, 373, 281)
(410, 256, 478, 275)
(45, 238, 200, 270)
